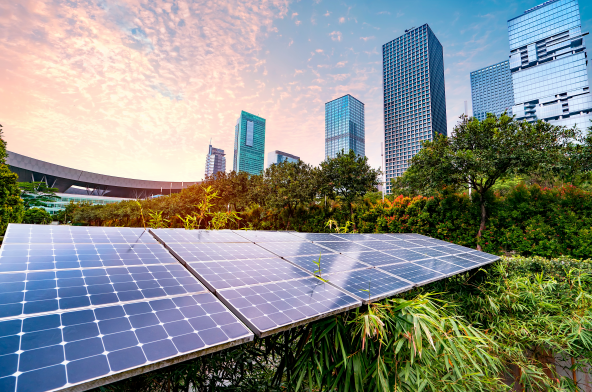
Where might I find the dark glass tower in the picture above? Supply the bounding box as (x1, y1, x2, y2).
(325, 94, 365, 158)
(233, 111, 266, 175)
(470, 60, 515, 121)
(382, 24, 447, 192)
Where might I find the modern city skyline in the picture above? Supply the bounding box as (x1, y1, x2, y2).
(383, 24, 448, 193)
(509, 0, 591, 132)
(233, 111, 266, 175)
(267, 150, 300, 168)
(470, 60, 515, 121)
(324, 94, 365, 159)
(205, 141, 226, 178)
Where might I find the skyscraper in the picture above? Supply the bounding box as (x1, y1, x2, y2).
(382, 24, 447, 192)
(204, 141, 226, 178)
(266, 150, 300, 168)
(470, 60, 515, 121)
(325, 94, 365, 158)
(233, 111, 266, 175)
(508, 0, 591, 132)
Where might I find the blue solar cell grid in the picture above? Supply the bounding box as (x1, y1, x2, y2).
(283, 253, 370, 275)
(150, 229, 250, 244)
(324, 268, 413, 303)
(255, 242, 336, 258)
(233, 231, 308, 243)
(288, 233, 348, 242)
(3, 225, 157, 245)
(217, 277, 361, 337)
(314, 241, 373, 253)
(162, 242, 276, 263)
(0, 293, 253, 392)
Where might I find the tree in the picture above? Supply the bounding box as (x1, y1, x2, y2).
(22, 207, 52, 224)
(319, 149, 381, 222)
(0, 124, 24, 234)
(392, 113, 577, 250)
(257, 160, 319, 229)
(19, 181, 60, 209)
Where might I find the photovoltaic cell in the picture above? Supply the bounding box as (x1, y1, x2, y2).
(314, 241, 373, 253)
(378, 263, 445, 286)
(324, 268, 413, 303)
(381, 249, 430, 262)
(185, 258, 311, 292)
(288, 233, 348, 242)
(411, 247, 451, 258)
(0, 264, 208, 319)
(0, 293, 253, 392)
(3, 225, 157, 245)
(162, 242, 276, 263)
(254, 242, 335, 258)
(328, 234, 375, 241)
(437, 255, 481, 269)
(384, 233, 426, 240)
(217, 277, 361, 337)
(353, 241, 402, 251)
(343, 251, 408, 267)
(412, 258, 466, 276)
(150, 229, 250, 244)
(233, 231, 308, 243)
(283, 254, 370, 275)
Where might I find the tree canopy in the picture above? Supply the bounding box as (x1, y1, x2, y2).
(0, 124, 24, 234)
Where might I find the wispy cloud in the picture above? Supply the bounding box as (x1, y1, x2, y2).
(339, 17, 346, 23)
(335, 61, 348, 68)
(324, 11, 331, 17)
(360, 36, 375, 42)
(377, 11, 390, 15)
(329, 31, 342, 41)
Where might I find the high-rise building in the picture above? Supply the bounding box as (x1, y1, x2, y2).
(325, 94, 365, 158)
(509, 0, 591, 132)
(470, 60, 515, 121)
(382, 24, 447, 192)
(204, 141, 226, 178)
(233, 111, 266, 175)
(266, 150, 300, 168)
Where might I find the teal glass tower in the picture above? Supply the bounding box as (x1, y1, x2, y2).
(233, 111, 266, 175)
(325, 94, 365, 158)
(382, 24, 447, 192)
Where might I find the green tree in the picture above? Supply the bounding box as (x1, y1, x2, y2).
(392, 114, 577, 250)
(256, 160, 319, 229)
(22, 207, 52, 224)
(19, 181, 60, 209)
(319, 149, 381, 222)
(0, 124, 24, 234)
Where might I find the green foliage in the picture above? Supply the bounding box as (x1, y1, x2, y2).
(147, 210, 169, 229)
(22, 207, 52, 224)
(0, 126, 24, 234)
(319, 149, 381, 221)
(18, 181, 59, 209)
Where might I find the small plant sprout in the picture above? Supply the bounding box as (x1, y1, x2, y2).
(147, 210, 170, 229)
(134, 200, 147, 231)
(177, 214, 197, 230)
(359, 279, 371, 301)
(325, 219, 339, 233)
(313, 253, 328, 283)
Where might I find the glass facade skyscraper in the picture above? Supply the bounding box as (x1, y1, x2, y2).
(266, 150, 300, 168)
(233, 111, 266, 175)
(508, 0, 591, 132)
(382, 24, 447, 192)
(470, 60, 515, 121)
(204, 141, 226, 178)
(325, 94, 365, 158)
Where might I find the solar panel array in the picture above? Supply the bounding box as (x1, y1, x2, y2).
(0, 225, 500, 391)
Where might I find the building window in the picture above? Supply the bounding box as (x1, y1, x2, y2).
(246, 121, 254, 147)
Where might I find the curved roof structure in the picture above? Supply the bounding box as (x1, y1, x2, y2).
(7, 151, 199, 198)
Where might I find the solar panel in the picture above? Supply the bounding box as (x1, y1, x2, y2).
(324, 268, 413, 304)
(437, 255, 482, 269)
(314, 241, 373, 253)
(343, 251, 408, 267)
(161, 242, 276, 263)
(184, 258, 311, 292)
(283, 253, 371, 274)
(3, 225, 157, 245)
(288, 233, 348, 242)
(0, 243, 179, 273)
(0, 293, 253, 392)
(254, 242, 336, 258)
(353, 241, 402, 251)
(381, 249, 430, 262)
(328, 233, 374, 241)
(150, 229, 250, 244)
(411, 258, 467, 276)
(378, 263, 445, 286)
(384, 233, 426, 240)
(233, 231, 308, 243)
(216, 277, 361, 337)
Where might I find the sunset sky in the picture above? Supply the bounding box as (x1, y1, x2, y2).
(1, 0, 591, 181)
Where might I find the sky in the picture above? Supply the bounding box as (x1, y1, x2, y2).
(1, 0, 591, 182)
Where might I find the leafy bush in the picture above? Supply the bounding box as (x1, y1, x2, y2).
(22, 207, 52, 224)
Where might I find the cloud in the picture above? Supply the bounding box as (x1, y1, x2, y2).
(360, 36, 375, 42)
(335, 61, 348, 68)
(324, 11, 330, 17)
(315, 49, 324, 53)
(295, 20, 302, 25)
(329, 74, 350, 81)
(329, 31, 342, 41)
(396, 11, 404, 17)
(292, 12, 299, 18)
(339, 17, 345, 23)
(377, 11, 390, 15)
(288, 39, 294, 46)
(294, 69, 305, 76)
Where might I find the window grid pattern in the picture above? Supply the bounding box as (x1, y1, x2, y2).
(324, 95, 365, 158)
(470, 60, 515, 121)
(382, 24, 447, 192)
(233, 111, 266, 175)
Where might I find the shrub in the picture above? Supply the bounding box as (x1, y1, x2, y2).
(22, 207, 52, 224)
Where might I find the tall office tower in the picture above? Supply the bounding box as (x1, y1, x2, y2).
(325, 94, 365, 158)
(266, 150, 300, 168)
(382, 24, 447, 193)
(204, 141, 226, 178)
(233, 111, 266, 175)
(470, 60, 515, 121)
(509, 0, 591, 132)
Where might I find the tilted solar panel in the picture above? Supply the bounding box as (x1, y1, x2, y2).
(150, 229, 250, 244)
(254, 242, 336, 258)
(162, 242, 276, 263)
(283, 253, 371, 275)
(233, 230, 308, 243)
(3, 225, 157, 245)
(288, 233, 348, 242)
